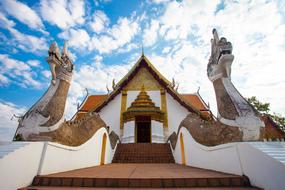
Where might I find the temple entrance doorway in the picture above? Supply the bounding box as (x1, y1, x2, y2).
(136, 116, 151, 143)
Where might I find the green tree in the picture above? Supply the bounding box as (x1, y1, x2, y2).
(247, 96, 270, 114)
(247, 96, 285, 128)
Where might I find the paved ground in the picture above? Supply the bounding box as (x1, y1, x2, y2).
(24, 187, 260, 190)
(44, 163, 238, 179)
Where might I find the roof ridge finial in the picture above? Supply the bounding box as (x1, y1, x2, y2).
(141, 43, 144, 56)
(141, 84, 145, 91)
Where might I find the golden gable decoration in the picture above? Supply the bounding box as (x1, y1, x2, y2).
(123, 85, 164, 122)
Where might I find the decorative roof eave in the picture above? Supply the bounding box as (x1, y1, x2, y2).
(90, 55, 201, 115)
(71, 94, 108, 120)
(262, 115, 285, 134)
(70, 95, 90, 121)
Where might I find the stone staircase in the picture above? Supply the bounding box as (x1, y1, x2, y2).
(112, 143, 175, 163)
(0, 142, 29, 159)
(249, 142, 285, 165)
(23, 163, 259, 189)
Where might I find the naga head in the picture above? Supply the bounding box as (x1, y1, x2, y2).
(207, 29, 234, 81)
(47, 41, 73, 85)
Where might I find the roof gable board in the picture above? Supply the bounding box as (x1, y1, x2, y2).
(91, 55, 200, 114)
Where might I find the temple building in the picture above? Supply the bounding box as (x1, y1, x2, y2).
(72, 55, 212, 144)
(0, 29, 285, 190)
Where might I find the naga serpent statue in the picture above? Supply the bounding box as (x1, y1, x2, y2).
(169, 29, 265, 147)
(15, 41, 74, 140)
(14, 42, 119, 147)
(207, 29, 264, 141)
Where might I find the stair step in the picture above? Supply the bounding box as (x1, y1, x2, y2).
(31, 176, 251, 188)
(249, 142, 285, 165)
(265, 153, 285, 156)
(262, 150, 285, 153)
(112, 143, 175, 163)
(271, 156, 285, 161)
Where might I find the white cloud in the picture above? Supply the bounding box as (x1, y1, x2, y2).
(94, 55, 103, 62)
(94, 0, 112, 6)
(109, 17, 139, 46)
(158, 0, 219, 40)
(68, 50, 77, 61)
(27, 60, 41, 67)
(149, 0, 285, 116)
(59, 15, 139, 54)
(162, 46, 170, 54)
(117, 43, 139, 54)
(73, 62, 132, 94)
(58, 28, 90, 50)
(0, 74, 10, 86)
(0, 12, 15, 28)
(1, 0, 45, 32)
(90, 10, 110, 33)
(0, 54, 42, 89)
(152, 0, 169, 4)
(41, 70, 51, 78)
(143, 19, 160, 46)
(0, 13, 48, 54)
(40, 0, 85, 29)
(8, 28, 48, 53)
(0, 100, 26, 142)
(89, 17, 139, 54)
(0, 54, 30, 72)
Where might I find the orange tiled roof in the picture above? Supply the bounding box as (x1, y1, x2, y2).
(181, 94, 208, 111)
(80, 93, 208, 112)
(80, 95, 108, 111)
(74, 93, 213, 120)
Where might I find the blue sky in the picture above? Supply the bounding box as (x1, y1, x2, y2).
(0, 0, 285, 141)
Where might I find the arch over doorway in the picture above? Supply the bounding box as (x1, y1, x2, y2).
(100, 133, 107, 165)
(180, 133, 186, 165)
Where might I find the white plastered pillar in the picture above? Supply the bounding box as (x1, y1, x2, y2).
(151, 120, 164, 143)
(122, 121, 135, 143)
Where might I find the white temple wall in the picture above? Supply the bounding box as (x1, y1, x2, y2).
(146, 91, 161, 108)
(99, 93, 121, 136)
(126, 91, 139, 108)
(122, 121, 135, 143)
(151, 120, 164, 143)
(166, 93, 189, 137)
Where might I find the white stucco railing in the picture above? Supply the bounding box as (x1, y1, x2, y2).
(0, 142, 45, 190)
(39, 127, 115, 175)
(0, 127, 118, 190)
(171, 127, 285, 190)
